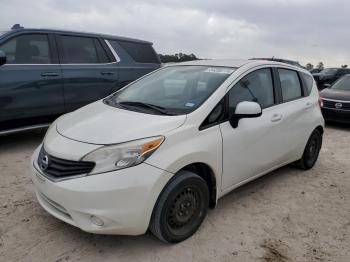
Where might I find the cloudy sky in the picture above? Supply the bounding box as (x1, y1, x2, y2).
(1, 0, 349, 67)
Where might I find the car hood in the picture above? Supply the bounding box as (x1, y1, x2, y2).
(320, 88, 350, 101)
(56, 101, 187, 145)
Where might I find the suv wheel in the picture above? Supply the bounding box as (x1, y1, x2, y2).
(150, 170, 209, 243)
(296, 129, 322, 170)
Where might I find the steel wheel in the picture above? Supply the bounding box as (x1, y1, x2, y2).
(296, 129, 322, 170)
(166, 185, 203, 236)
(150, 171, 209, 243)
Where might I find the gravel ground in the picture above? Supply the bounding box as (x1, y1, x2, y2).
(0, 124, 349, 262)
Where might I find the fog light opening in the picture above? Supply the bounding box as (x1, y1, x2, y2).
(90, 215, 104, 227)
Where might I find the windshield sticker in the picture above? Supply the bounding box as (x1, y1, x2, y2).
(204, 67, 234, 74)
(185, 102, 195, 107)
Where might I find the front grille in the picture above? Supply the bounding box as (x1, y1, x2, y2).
(37, 147, 95, 179)
(323, 99, 350, 110)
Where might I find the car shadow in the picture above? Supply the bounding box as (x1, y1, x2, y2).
(0, 128, 47, 152)
(325, 121, 350, 131)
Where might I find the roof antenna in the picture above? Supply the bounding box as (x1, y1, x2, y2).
(11, 24, 24, 30)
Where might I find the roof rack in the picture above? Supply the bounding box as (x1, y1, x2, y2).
(11, 24, 24, 30)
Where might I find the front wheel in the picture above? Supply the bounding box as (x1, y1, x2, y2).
(296, 129, 322, 170)
(150, 170, 209, 243)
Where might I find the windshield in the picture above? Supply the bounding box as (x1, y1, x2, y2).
(331, 76, 350, 91)
(320, 68, 337, 74)
(105, 66, 235, 115)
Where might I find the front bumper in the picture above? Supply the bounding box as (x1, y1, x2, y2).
(321, 107, 350, 124)
(31, 147, 173, 235)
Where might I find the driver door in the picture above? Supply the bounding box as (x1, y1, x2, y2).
(220, 67, 284, 191)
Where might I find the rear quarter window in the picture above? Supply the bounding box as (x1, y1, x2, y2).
(117, 41, 159, 64)
(300, 73, 314, 95)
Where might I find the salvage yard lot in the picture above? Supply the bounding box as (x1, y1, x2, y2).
(0, 124, 349, 262)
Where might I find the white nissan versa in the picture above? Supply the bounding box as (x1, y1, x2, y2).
(31, 60, 324, 243)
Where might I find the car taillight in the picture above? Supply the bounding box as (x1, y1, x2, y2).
(318, 92, 323, 107)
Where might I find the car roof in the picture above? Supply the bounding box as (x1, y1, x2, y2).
(4, 28, 153, 45)
(250, 57, 299, 63)
(166, 59, 306, 71)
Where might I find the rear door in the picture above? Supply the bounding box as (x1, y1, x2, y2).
(56, 34, 118, 112)
(272, 67, 313, 160)
(0, 32, 64, 130)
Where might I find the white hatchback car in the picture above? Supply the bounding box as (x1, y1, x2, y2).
(31, 60, 324, 243)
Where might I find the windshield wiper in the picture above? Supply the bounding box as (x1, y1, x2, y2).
(118, 101, 176, 115)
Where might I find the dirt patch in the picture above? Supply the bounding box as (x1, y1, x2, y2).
(260, 239, 289, 261)
(0, 124, 350, 261)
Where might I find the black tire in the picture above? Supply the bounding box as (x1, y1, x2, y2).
(296, 129, 322, 170)
(150, 170, 209, 243)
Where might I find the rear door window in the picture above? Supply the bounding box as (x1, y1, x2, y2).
(117, 41, 159, 63)
(0, 34, 51, 64)
(278, 69, 303, 102)
(59, 35, 109, 64)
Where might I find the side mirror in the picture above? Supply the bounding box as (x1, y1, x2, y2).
(229, 101, 262, 128)
(323, 83, 331, 88)
(0, 50, 6, 66)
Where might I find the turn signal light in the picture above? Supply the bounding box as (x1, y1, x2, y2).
(318, 92, 323, 107)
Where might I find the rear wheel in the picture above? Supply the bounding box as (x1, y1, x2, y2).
(296, 129, 322, 170)
(150, 170, 209, 243)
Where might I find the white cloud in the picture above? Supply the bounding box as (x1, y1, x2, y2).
(0, 0, 349, 67)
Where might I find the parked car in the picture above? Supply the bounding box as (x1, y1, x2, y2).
(249, 57, 305, 68)
(31, 60, 324, 243)
(310, 68, 322, 74)
(320, 74, 350, 123)
(312, 68, 350, 90)
(0, 25, 161, 134)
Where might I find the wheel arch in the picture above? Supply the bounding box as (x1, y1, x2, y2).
(315, 125, 324, 135)
(177, 162, 217, 209)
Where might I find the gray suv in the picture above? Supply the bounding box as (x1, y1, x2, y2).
(0, 25, 161, 134)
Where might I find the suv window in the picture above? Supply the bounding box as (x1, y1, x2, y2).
(228, 68, 275, 110)
(117, 41, 159, 63)
(0, 34, 51, 64)
(278, 69, 302, 101)
(60, 35, 109, 64)
(300, 72, 314, 95)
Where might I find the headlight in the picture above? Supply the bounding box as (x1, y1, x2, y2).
(82, 136, 164, 174)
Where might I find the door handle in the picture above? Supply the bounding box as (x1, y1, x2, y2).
(101, 71, 114, 75)
(271, 113, 283, 122)
(41, 72, 59, 77)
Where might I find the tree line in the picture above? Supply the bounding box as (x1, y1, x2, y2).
(158, 53, 199, 63)
(305, 62, 348, 71)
